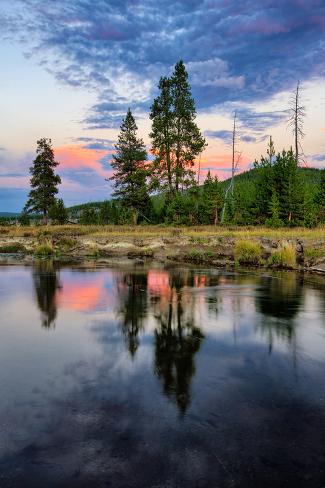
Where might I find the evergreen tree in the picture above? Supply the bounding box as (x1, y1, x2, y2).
(171, 60, 206, 192)
(150, 77, 174, 196)
(315, 169, 325, 223)
(165, 193, 195, 225)
(273, 150, 304, 225)
(99, 200, 112, 225)
(150, 61, 206, 197)
(254, 144, 304, 226)
(79, 207, 98, 225)
(110, 109, 150, 224)
(304, 190, 317, 228)
(253, 138, 276, 223)
(48, 198, 68, 224)
(18, 210, 30, 226)
(199, 171, 223, 224)
(24, 138, 61, 224)
(266, 191, 283, 228)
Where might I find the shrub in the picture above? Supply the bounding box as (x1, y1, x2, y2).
(234, 240, 261, 265)
(35, 240, 54, 256)
(184, 248, 206, 263)
(57, 236, 76, 253)
(268, 243, 296, 269)
(0, 243, 26, 253)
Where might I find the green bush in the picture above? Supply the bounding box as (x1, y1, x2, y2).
(0, 243, 26, 253)
(234, 240, 261, 265)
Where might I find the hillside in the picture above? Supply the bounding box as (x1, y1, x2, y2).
(67, 166, 323, 213)
(0, 212, 19, 217)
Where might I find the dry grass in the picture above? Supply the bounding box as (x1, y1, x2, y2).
(234, 240, 262, 265)
(1, 224, 325, 240)
(34, 239, 54, 256)
(268, 243, 297, 269)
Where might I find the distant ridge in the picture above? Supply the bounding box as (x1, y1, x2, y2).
(68, 166, 323, 211)
(0, 212, 19, 217)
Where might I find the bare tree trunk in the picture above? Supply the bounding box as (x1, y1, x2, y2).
(132, 209, 138, 225)
(221, 112, 237, 223)
(289, 81, 305, 165)
(214, 207, 218, 225)
(295, 83, 299, 163)
(231, 112, 236, 196)
(197, 155, 201, 186)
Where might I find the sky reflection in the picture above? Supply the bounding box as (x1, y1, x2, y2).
(0, 264, 324, 487)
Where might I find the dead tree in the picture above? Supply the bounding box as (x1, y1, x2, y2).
(288, 81, 305, 164)
(221, 112, 240, 223)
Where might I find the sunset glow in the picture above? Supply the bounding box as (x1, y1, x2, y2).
(0, 1, 324, 211)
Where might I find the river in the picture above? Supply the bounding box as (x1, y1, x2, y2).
(0, 262, 324, 487)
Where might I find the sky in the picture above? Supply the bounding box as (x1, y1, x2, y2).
(0, 0, 325, 212)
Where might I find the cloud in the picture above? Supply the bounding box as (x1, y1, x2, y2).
(204, 130, 233, 144)
(84, 110, 124, 130)
(240, 134, 269, 144)
(0, 175, 29, 188)
(187, 59, 245, 89)
(73, 137, 115, 151)
(1, 0, 324, 129)
(0, 144, 114, 211)
(311, 154, 325, 162)
(55, 145, 111, 178)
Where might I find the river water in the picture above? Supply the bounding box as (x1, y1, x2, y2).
(0, 262, 324, 487)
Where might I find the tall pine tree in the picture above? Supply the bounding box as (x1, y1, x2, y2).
(150, 60, 206, 197)
(24, 138, 61, 224)
(110, 109, 150, 224)
(149, 77, 174, 196)
(171, 61, 206, 192)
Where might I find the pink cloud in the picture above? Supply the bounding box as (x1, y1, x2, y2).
(0, 175, 30, 188)
(55, 145, 112, 178)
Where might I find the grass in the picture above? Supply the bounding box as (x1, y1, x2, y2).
(0, 224, 324, 268)
(268, 243, 296, 269)
(182, 248, 215, 263)
(34, 240, 54, 256)
(304, 247, 324, 260)
(0, 242, 26, 253)
(1, 224, 325, 240)
(234, 240, 262, 265)
(57, 236, 77, 253)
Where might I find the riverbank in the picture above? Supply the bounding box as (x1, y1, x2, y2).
(0, 225, 325, 272)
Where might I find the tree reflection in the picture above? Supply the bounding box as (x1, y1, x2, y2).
(115, 272, 148, 358)
(255, 273, 303, 353)
(153, 270, 204, 414)
(32, 260, 60, 329)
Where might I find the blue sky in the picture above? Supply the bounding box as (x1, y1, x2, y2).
(1, 0, 325, 211)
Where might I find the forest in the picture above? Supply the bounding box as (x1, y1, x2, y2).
(9, 60, 325, 228)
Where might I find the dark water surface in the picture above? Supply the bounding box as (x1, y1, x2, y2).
(0, 262, 325, 487)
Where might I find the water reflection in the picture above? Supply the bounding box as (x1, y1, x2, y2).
(29, 265, 309, 409)
(1, 264, 325, 487)
(255, 273, 303, 354)
(32, 260, 60, 328)
(256, 273, 303, 320)
(152, 270, 204, 413)
(115, 272, 148, 358)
